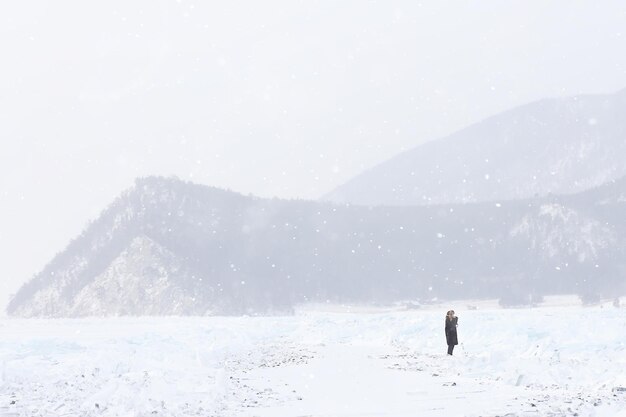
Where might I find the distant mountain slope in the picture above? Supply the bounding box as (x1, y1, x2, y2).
(7, 176, 626, 317)
(324, 88, 626, 206)
(69, 236, 200, 316)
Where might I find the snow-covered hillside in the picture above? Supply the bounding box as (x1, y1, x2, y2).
(7, 176, 626, 317)
(1, 304, 625, 416)
(324, 88, 626, 207)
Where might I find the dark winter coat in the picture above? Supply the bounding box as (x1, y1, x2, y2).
(445, 316, 458, 346)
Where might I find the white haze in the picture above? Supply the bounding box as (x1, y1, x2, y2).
(1, 1, 626, 313)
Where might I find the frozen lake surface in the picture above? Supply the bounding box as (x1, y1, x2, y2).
(1, 302, 626, 416)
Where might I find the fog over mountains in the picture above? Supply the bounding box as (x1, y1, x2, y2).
(8, 172, 626, 317)
(324, 89, 626, 206)
(8, 90, 626, 317)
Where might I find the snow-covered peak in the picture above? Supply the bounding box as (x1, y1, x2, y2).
(323, 89, 626, 207)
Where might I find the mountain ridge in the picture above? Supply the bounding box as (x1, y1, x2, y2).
(323, 88, 626, 206)
(8, 175, 626, 317)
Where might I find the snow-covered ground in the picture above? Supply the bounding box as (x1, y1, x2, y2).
(1, 302, 626, 417)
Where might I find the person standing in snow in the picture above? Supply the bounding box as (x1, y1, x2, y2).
(445, 310, 458, 355)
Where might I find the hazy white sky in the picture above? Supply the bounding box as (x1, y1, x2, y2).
(1, 0, 626, 313)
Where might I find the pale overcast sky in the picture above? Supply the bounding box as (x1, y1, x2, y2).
(1, 0, 626, 313)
